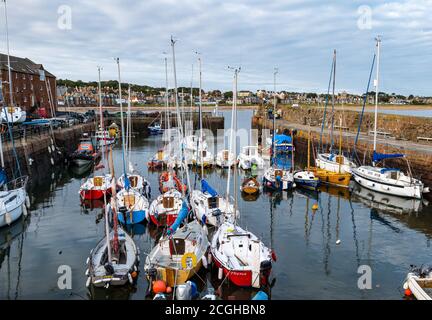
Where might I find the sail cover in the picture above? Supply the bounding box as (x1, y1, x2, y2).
(274, 134, 292, 145)
(167, 200, 189, 235)
(373, 151, 404, 163)
(201, 179, 218, 197)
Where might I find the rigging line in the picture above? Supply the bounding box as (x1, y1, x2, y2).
(319, 56, 335, 153)
(352, 54, 376, 164)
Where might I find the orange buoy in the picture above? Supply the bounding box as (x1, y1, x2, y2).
(166, 286, 172, 294)
(153, 280, 167, 294)
(404, 288, 412, 296)
(131, 271, 138, 279)
(312, 203, 319, 211)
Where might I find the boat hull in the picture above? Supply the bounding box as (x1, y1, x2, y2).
(118, 210, 146, 225)
(154, 261, 202, 288)
(352, 169, 422, 199)
(311, 168, 351, 187)
(80, 189, 110, 201)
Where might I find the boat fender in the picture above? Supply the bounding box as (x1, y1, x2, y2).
(128, 272, 133, 284)
(202, 255, 208, 269)
(86, 257, 90, 265)
(137, 255, 140, 262)
(403, 281, 409, 290)
(85, 269, 89, 276)
(252, 291, 268, 300)
(134, 264, 138, 272)
(50, 158, 54, 165)
(25, 195, 31, 208)
(22, 204, 28, 217)
(85, 277, 91, 288)
(203, 224, 208, 236)
(5, 211, 12, 225)
(207, 252, 212, 264)
(181, 252, 197, 269)
(218, 267, 223, 280)
(271, 250, 277, 262)
(48, 145, 52, 153)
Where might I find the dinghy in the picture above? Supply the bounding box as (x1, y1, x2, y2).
(293, 170, 320, 190)
(237, 146, 265, 170)
(241, 177, 260, 195)
(145, 216, 209, 287)
(148, 149, 167, 170)
(404, 265, 432, 300)
(191, 180, 239, 227)
(210, 222, 274, 288)
(148, 189, 183, 227)
(215, 149, 236, 168)
(79, 174, 113, 201)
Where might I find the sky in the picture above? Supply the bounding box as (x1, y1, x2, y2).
(0, 0, 431, 96)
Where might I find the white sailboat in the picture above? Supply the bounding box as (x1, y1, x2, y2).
(352, 38, 428, 199)
(210, 68, 275, 289)
(237, 146, 265, 170)
(215, 149, 236, 168)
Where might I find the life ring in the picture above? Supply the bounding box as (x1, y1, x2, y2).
(181, 252, 197, 269)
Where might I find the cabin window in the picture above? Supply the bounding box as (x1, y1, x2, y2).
(169, 239, 185, 255)
(163, 196, 174, 209)
(390, 171, 398, 180)
(208, 197, 219, 209)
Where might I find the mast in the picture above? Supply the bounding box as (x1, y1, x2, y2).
(307, 127, 310, 172)
(127, 84, 132, 168)
(272, 68, 278, 167)
(171, 37, 191, 193)
(338, 116, 342, 173)
(116, 58, 127, 179)
(0, 81, 5, 168)
(164, 55, 169, 132)
(189, 63, 193, 135)
(197, 54, 204, 178)
(373, 37, 381, 157)
(98, 66, 111, 263)
(330, 49, 336, 152)
(232, 67, 240, 219)
(3, 0, 14, 109)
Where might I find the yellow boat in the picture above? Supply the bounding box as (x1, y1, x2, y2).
(144, 220, 209, 287)
(311, 167, 351, 187)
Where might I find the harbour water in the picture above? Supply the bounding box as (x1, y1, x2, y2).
(0, 110, 431, 300)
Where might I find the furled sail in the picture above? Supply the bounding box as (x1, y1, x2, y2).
(201, 179, 218, 197)
(167, 200, 188, 235)
(373, 151, 404, 163)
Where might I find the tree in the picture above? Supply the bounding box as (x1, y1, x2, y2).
(223, 91, 233, 100)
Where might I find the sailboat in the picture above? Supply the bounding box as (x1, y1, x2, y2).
(148, 189, 183, 227)
(210, 67, 275, 289)
(108, 59, 149, 225)
(145, 210, 209, 288)
(215, 149, 236, 168)
(117, 85, 150, 197)
(0, 79, 29, 228)
(191, 60, 238, 227)
(237, 146, 265, 170)
(293, 128, 320, 190)
(352, 38, 429, 199)
(86, 147, 139, 288)
(262, 68, 294, 191)
(311, 117, 351, 187)
(0, 0, 26, 124)
(315, 50, 356, 174)
(79, 67, 114, 201)
(404, 265, 432, 300)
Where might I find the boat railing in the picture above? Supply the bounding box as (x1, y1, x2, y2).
(3, 175, 28, 190)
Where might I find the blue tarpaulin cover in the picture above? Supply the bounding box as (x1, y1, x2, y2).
(167, 200, 189, 235)
(373, 151, 404, 163)
(201, 179, 218, 197)
(0, 168, 7, 187)
(274, 134, 292, 145)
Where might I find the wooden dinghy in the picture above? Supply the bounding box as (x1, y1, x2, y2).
(240, 177, 260, 195)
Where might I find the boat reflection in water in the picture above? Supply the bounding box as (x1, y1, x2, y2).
(0, 218, 29, 300)
(351, 183, 424, 215)
(319, 184, 351, 200)
(69, 161, 94, 178)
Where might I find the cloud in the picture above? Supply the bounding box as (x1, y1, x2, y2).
(0, 0, 430, 95)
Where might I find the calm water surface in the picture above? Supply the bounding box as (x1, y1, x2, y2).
(1, 110, 431, 300)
